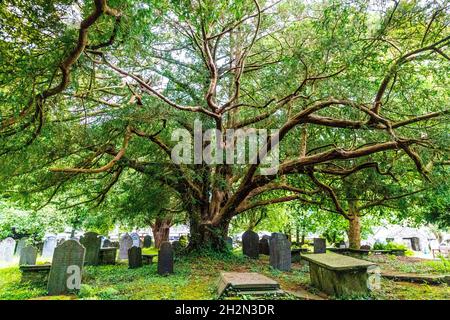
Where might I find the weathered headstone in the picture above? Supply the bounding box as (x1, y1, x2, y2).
(143, 235, 152, 248)
(19, 245, 38, 266)
(259, 236, 270, 255)
(313, 238, 326, 254)
(119, 233, 133, 259)
(226, 237, 233, 248)
(130, 232, 141, 248)
(1, 237, 16, 263)
(99, 248, 117, 265)
(102, 239, 112, 248)
(42, 236, 57, 260)
(128, 246, 142, 269)
(411, 237, 421, 251)
(172, 240, 183, 253)
(158, 241, 174, 275)
(242, 230, 259, 259)
(47, 240, 85, 296)
(80, 232, 101, 266)
(15, 238, 27, 257)
(269, 233, 291, 271)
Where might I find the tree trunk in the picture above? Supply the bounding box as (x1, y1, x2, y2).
(188, 216, 231, 252)
(348, 214, 361, 249)
(151, 217, 172, 249)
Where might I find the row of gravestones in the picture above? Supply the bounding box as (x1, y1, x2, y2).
(127, 241, 174, 276)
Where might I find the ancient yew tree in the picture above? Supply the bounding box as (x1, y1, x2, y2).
(0, 0, 448, 250)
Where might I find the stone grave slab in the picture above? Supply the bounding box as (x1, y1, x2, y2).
(218, 272, 282, 297)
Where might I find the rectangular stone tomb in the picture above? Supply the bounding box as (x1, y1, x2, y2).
(99, 248, 117, 265)
(19, 264, 52, 283)
(142, 254, 157, 265)
(301, 252, 376, 297)
(218, 272, 283, 297)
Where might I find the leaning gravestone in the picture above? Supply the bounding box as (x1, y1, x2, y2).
(119, 233, 133, 259)
(259, 236, 270, 255)
(15, 238, 27, 257)
(242, 230, 259, 259)
(1, 237, 16, 263)
(143, 235, 152, 248)
(313, 238, 326, 254)
(158, 241, 174, 275)
(128, 246, 142, 269)
(269, 233, 291, 271)
(80, 232, 101, 266)
(47, 240, 86, 296)
(19, 246, 38, 265)
(130, 232, 141, 247)
(42, 236, 57, 260)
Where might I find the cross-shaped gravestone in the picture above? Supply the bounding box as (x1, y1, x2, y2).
(242, 230, 259, 259)
(128, 246, 143, 269)
(80, 232, 101, 266)
(269, 233, 291, 271)
(19, 245, 38, 266)
(158, 241, 174, 275)
(119, 233, 133, 259)
(47, 240, 85, 296)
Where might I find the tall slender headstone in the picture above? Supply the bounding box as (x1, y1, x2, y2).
(1, 237, 16, 263)
(80, 232, 101, 266)
(128, 247, 142, 269)
(15, 238, 27, 257)
(130, 232, 141, 248)
(19, 245, 38, 265)
(269, 233, 291, 271)
(259, 236, 270, 255)
(119, 233, 133, 259)
(42, 236, 57, 260)
(157, 241, 174, 275)
(47, 240, 85, 295)
(242, 230, 259, 259)
(143, 235, 152, 248)
(313, 238, 326, 253)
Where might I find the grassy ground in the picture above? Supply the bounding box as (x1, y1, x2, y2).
(0, 250, 448, 300)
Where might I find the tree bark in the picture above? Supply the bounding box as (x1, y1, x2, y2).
(151, 217, 172, 249)
(188, 215, 231, 252)
(348, 214, 361, 249)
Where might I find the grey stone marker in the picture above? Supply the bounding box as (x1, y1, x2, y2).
(143, 235, 152, 248)
(119, 233, 133, 259)
(1, 237, 16, 263)
(242, 230, 259, 259)
(102, 239, 112, 248)
(313, 238, 326, 253)
(128, 246, 142, 269)
(269, 233, 291, 271)
(130, 232, 141, 247)
(47, 240, 85, 296)
(259, 236, 270, 255)
(158, 241, 174, 275)
(19, 245, 38, 265)
(42, 236, 57, 260)
(15, 238, 27, 257)
(80, 232, 101, 266)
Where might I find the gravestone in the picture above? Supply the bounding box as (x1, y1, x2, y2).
(42, 236, 57, 260)
(102, 239, 112, 248)
(143, 235, 152, 248)
(47, 240, 85, 296)
(411, 237, 421, 251)
(360, 245, 371, 250)
(172, 240, 184, 253)
(57, 238, 66, 246)
(99, 248, 117, 265)
(130, 232, 141, 247)
(110, 241, 120, 248)
(259, 236, 270, 255)
(313, 238, 326, 254)
(1, 237, 16, 263)
(226, 237, 233, 248)
(158, 241, 174, 275)
(80, 232, 101, 266)
(128, 246, 143, 269)
(242, 230, 259, 259)
(19, 246, 38, 266)
(269, 233, 291, 271)
(15, 238, 27, 257)
(119, 233, 133, 259)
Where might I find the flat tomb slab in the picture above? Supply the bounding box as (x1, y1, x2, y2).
(301, 252, 375, 271)
(381, 272, 450, 285)
(218, 272, 280, 297)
